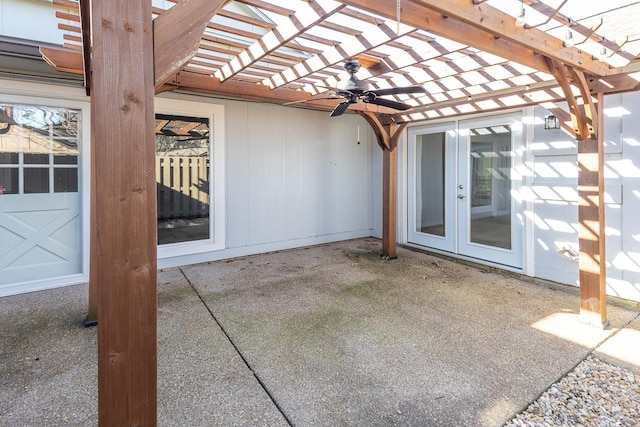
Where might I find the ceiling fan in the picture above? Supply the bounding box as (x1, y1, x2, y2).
(303, 60, 426, 117)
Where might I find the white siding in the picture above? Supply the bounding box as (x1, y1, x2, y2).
(0, 0, 65, 44)
(530, 94, 640, 302)
(158, 94, 377, 269)
(393, 95, 640, 303)
(225, 100, 375, 249)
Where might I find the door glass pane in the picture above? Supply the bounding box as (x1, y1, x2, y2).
(0, 169, 18, 194)
(0, 152, 18, 164)
(469, 126, 512, 249)
(24, 168, 49, 193)
(156, 114, 210, 245)
(415, 132, 445, 237)
(0, 104, 80, 195)
(54, 168, 78, 192)
(24, 153, 49, 164)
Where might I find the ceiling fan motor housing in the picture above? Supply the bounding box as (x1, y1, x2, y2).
(338, 76, 370, 93)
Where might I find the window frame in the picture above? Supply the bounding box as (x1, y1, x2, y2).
(155, 97, 226, 259)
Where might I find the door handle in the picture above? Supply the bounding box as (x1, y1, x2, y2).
(458, 194, 465, 199)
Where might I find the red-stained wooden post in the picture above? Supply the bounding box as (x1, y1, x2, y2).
(90, 0, 158, 424)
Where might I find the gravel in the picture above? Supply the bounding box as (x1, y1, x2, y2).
(505, 355, 640, 427)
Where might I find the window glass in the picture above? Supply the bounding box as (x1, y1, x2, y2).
(54, 154, 78, 165)
(24, 168, 49, 193)
(0, 152, 18, 164)
(155, 114, 210, 245)
(415, 132, 446, 237)
(0, 104, 80, 195)
(0, 169, 18, 194)
(24, 153, 49, 164)
(54, 168, 78, 192)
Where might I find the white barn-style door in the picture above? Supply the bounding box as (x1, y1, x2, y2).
(0, 101, 84, 294)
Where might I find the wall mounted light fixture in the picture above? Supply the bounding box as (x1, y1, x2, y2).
(544, 115, 560, 130)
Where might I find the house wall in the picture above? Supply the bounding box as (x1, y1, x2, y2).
(0, 78, 377, 296)
(157, 92, 376, 269)
(389, 94, 640, 303)
(531, 93, 640, 302)
(0, 0, 65, 44)
(2, 1, 639, 302)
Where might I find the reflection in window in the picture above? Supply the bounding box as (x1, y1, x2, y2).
(0, 169, 17, 194)
(24, 168, 49, 194)
(415, 132, 446, 237)
(54, 168, 78, 192)
(0, 104, 79, 195)
(155, 114, 210, 245)
(469, 126, 512, 250)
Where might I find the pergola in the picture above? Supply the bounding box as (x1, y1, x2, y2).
(38, 0, 640, 424)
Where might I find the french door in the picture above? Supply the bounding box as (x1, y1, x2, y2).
(408, 113, 523, 268)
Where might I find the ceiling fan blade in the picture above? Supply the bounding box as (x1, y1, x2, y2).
(366, 97, 412, 111)
(370, 86, 426, 96)
(330, 101, 352, 117)
(283, 96, 341, 106)
(315, 85, 354, 97)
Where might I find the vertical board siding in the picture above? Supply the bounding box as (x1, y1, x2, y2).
(226, 100, 374, 249)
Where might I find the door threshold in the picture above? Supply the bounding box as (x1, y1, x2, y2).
(402, 242, 524, 274)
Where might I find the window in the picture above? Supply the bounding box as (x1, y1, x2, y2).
(155, 114, 210, 245)
(0, 104, 79, 195)
(154, 97, 225, 262)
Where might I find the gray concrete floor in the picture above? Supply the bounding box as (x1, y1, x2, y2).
(1, 238, 638, 426)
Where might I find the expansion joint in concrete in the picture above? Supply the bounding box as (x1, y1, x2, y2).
(179, 268, 294, 426)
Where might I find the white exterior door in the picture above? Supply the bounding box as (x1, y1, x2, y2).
(407, 122, 457, 252)
(457, 114, 523, 268)
(408, 113, 524, 269)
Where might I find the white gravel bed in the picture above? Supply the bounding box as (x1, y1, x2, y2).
(505, 355, 640, 427)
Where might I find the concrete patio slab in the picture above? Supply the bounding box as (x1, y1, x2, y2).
(1, 238, 638, 426)
(594, 314, 640, 374)
(181, 238, 637, 426)
(0, 269, 288, 426)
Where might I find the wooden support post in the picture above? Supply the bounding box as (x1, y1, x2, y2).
(382, 144, 398, 258)
(360, 112, 408, 259)
(91, 0, 158, 425)
(578, 92, 608, 327)
(547, 58, 608, 327)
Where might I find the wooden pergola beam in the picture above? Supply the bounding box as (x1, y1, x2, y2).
(162, 70, 392, 114)
(216, 0, 345, 82)
(39, 46, 83, 75)
(264, 18, 415, 90)
(339, 0, 551, 74)
(43, 0, 231, 88)
(38, 45, 640, 118)
(90, 0, 158, 424)
(405, 0, 613, 77)
(153, 0, 229, 88)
